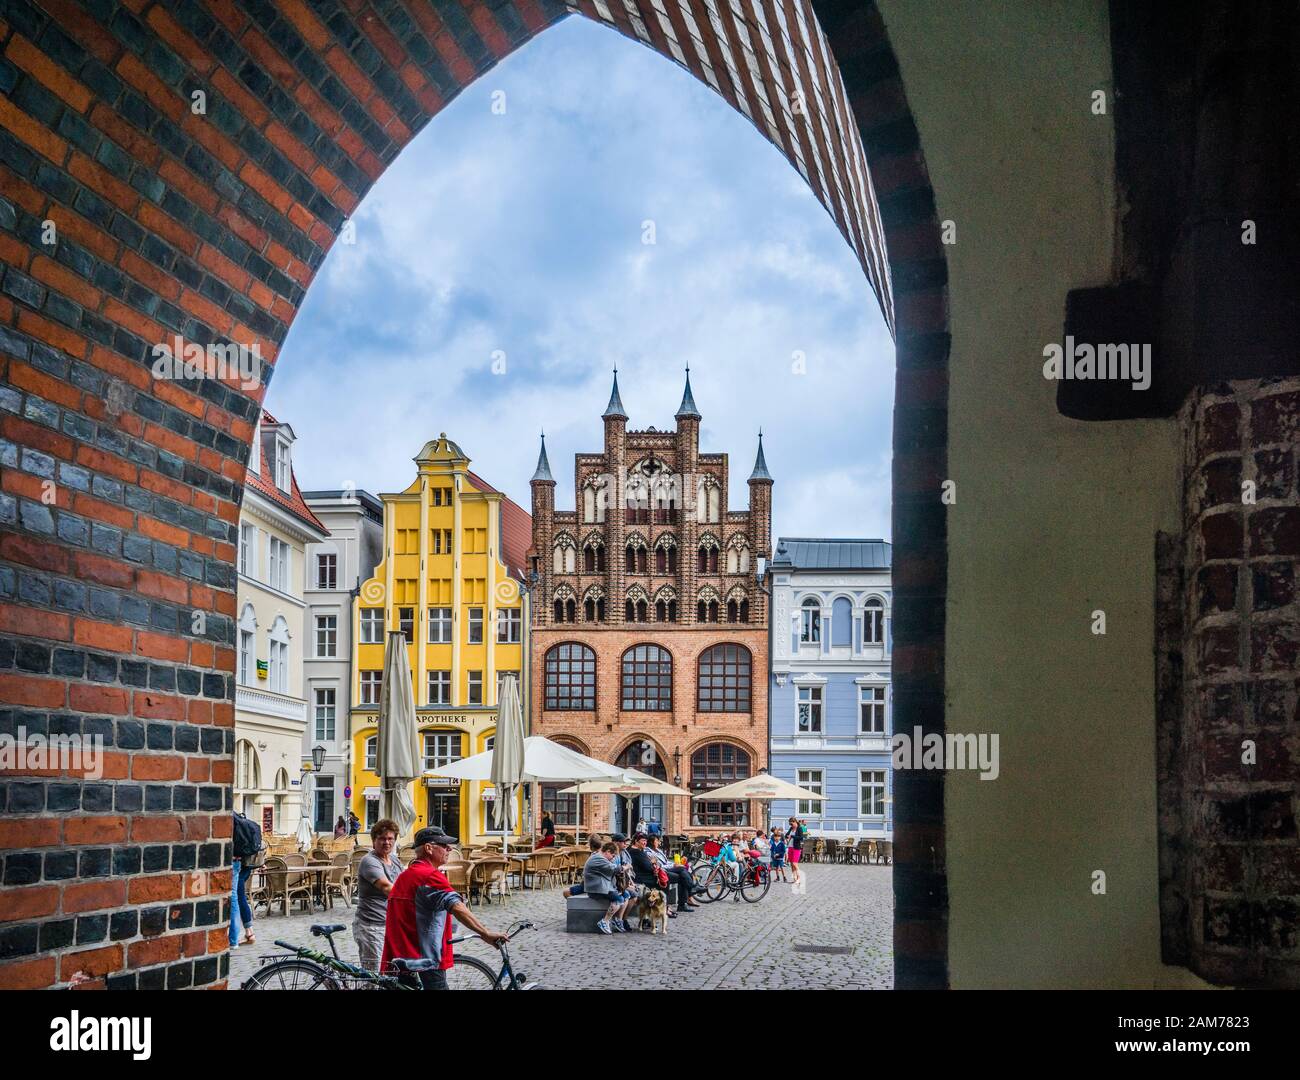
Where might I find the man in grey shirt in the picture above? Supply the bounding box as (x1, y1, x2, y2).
(353, 819, 402, 972)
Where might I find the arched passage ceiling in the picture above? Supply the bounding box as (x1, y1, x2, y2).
(1, 0, 892, 386)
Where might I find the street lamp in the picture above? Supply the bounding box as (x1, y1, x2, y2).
(312, 744, 326, 771)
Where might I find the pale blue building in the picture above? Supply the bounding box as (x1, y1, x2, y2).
(767, 538, 893, 840)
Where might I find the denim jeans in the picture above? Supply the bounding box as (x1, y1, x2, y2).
(229, 858, 253, 946)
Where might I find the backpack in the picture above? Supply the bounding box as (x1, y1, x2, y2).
(232, 812, 265, 864)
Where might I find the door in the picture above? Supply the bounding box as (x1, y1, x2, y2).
(428, 789, 461, 842)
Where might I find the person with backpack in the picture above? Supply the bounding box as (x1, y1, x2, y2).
(230, 812, 265, 948)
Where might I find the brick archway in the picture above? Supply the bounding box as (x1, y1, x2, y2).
(0, 0, 947, 989)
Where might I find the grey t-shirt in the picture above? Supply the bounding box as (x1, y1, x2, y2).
(356, 852, 401, 925)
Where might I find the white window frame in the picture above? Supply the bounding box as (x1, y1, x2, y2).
(467, 670, 483, 705)
(365, 735, 377, 772)
(497, 607, 521, 643)
(314, 687, 336, 741)
(467, 607, 483, 644)
(360, 608, 384, 644)
(428, 670, 451, 706)
(268, 537, 290, 593)
(859, 684, 886, 733)
(864, 599, 884, 644)
(315, 614, 337, 658)
(796, 768, 824, 816)
(360, 670, 382, 706)
(273, 434, 291, 492)
(797, 684, 823, 732)
(316, 552, 337, 590)
(238, 605, 256, 686)
(423, 732, 461, 771)
(428, 607, 452, 643)
(860, 769, 886, 817)
(239, 523, 257, 578)
(800, 598, 821, 643)
(397, 606, 415, 641)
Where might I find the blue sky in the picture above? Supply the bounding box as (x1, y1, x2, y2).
(267, 16, 893, 543)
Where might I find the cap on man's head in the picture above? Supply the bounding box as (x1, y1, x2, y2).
(412, 826, 457, 848)
(610, 832, 627, 842)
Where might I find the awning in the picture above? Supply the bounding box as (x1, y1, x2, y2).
(363, 787, 381, 801)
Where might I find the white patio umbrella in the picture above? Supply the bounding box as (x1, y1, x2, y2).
(561, 770, 691, 841)
(491, 674, 526, 860)
(691, 771, 827, 834)
(430, 736, 635, 845)
(294, 813, 314, 852)
(376, 631, 419, 839)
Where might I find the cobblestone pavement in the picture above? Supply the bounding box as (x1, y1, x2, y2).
(228, 863, 892, 990)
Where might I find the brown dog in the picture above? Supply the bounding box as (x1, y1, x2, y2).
(635, 888, 668, 935)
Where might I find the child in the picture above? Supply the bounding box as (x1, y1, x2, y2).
(770, 829, 788, 882)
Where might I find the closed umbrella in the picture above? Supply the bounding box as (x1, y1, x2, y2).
(491, 674, 526, 860)
(295, 812, 314, 852)
(376, 631, 419, 839)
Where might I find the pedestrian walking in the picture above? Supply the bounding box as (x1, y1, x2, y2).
(230, 811, 264, 948)
(333, 815, 347, 839)
(352, 818, 402, 973)
(786, 816, 804, 884)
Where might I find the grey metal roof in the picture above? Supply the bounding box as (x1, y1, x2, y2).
(602, 368, 628, 419)
(531, 433, 554, 483)
(770, 537, 892, 570)
(748, 431, 772, 482)
(675, 366, 701, 420)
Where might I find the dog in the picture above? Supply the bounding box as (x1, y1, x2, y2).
(634, 888, 669, 935)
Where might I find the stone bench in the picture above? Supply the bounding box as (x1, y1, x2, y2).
(565, 885, 679, 933)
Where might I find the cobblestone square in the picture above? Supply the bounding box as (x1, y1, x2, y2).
(229, 863, 892, 990)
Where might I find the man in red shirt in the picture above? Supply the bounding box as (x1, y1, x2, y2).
(381, 826, 507, 989)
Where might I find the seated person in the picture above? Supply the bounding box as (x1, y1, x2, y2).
(563, 834, 604, 899)
(751, 829, 771, 865)
(583, 840, 634, 935)
(646, 832, 699, 911)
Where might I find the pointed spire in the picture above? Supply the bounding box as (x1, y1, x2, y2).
(531, 431, 554, 483)
(602, 366, 628, 420)
(675, 365, 701, 421)
(749, 429, 772, 482)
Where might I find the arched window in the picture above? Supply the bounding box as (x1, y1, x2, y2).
(624, 534, 647, 574)
(364, 735, 378, 772)
(864, 597, 885, 643)
(697, 542, 719, 574)
(552, 534, 576, 574)
(583, 586, 607, 623)
(832, 596, 853, 644)
(698, 644, 752, 712)
(583, 536, 606, 573)
(800, 597, 822, 643)
(726, 536, 751, 574)
(542, 737, 588, 825)
(654, 535, 677, 573)
(268, 615, 290, 693)
(553, 597, 577, 623)
(690, 743, 752, 826)
(235, 739, 261, 792)
(544, 643, 596, 710)
(238, 604, 257, 686)
(654, 586, 677, 623)
(616, 740, 668, 779)
(621, 644, 673, 711)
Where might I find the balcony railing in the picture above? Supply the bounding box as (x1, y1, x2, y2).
(236, 684, 308, 722)
(772, 733, 892, 753)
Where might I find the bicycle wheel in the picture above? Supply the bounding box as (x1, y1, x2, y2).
(243, 958, 342, 990)
(445, 954, 500, 990)
(703, 864, 730, 903)
(740, 865, 771, 903)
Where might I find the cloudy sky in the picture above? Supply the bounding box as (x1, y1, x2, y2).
(266, 15, 893, 544)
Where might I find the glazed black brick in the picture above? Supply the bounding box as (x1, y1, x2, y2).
(199, 786, 223, 811)
(142, 846, 170, 873)
(170, 844, 197, 871)
(115, 720, 145, 749)
(174, 724, 200, 752)
(0, 922, 40, 960)
(198, 842, 223, 870)
(146, 721, 174, 749)
(139, 907, 168, 938)
(76, 914, 108, 945)
(39, 919, 75, 952)
(167, 903, 194, 931)
(166, 961, 193, 989)
(173, 785, 197, 811)
(79, 848, 112, 877)
(112, 847, 142, 875)
(44, 850, 78, 880)
(145, 785, 172, 811)
(105, 971, 137, 990)
(3, 852, 42, 886)
(8, 783, 43, 813)
(137, 965, 165, 991)
(194, 899, 220, 926)
(114, 784, 142, 812)
(193, 956, 219, 986)
(81, 784, 113, 812)
(110, 910, 139, 941)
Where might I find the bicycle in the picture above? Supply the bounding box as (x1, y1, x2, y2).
(693, 849, 771, 903)
(241, 920, 541, 989)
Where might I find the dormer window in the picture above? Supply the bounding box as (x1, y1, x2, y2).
(272, 434, 291, 492)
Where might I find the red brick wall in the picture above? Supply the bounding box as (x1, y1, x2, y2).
(530, 625, 769, 835)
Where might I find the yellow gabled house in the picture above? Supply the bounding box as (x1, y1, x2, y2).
(349, 434, 532, 844)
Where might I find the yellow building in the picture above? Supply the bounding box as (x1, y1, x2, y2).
(349, 434, 533, 843)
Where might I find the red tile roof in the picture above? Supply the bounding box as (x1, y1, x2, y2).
(467, 470, 532, 581)
(245, 411, 329, 536)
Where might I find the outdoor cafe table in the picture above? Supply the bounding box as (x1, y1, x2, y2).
(254, 862, 336, 911)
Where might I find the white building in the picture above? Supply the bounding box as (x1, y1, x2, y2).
(301, 489, 384, 833)
(234, 412, 330, 837)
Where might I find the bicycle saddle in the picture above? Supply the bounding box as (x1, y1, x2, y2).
(310, 924, 346, 936)
(389, 957, 438, 973)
